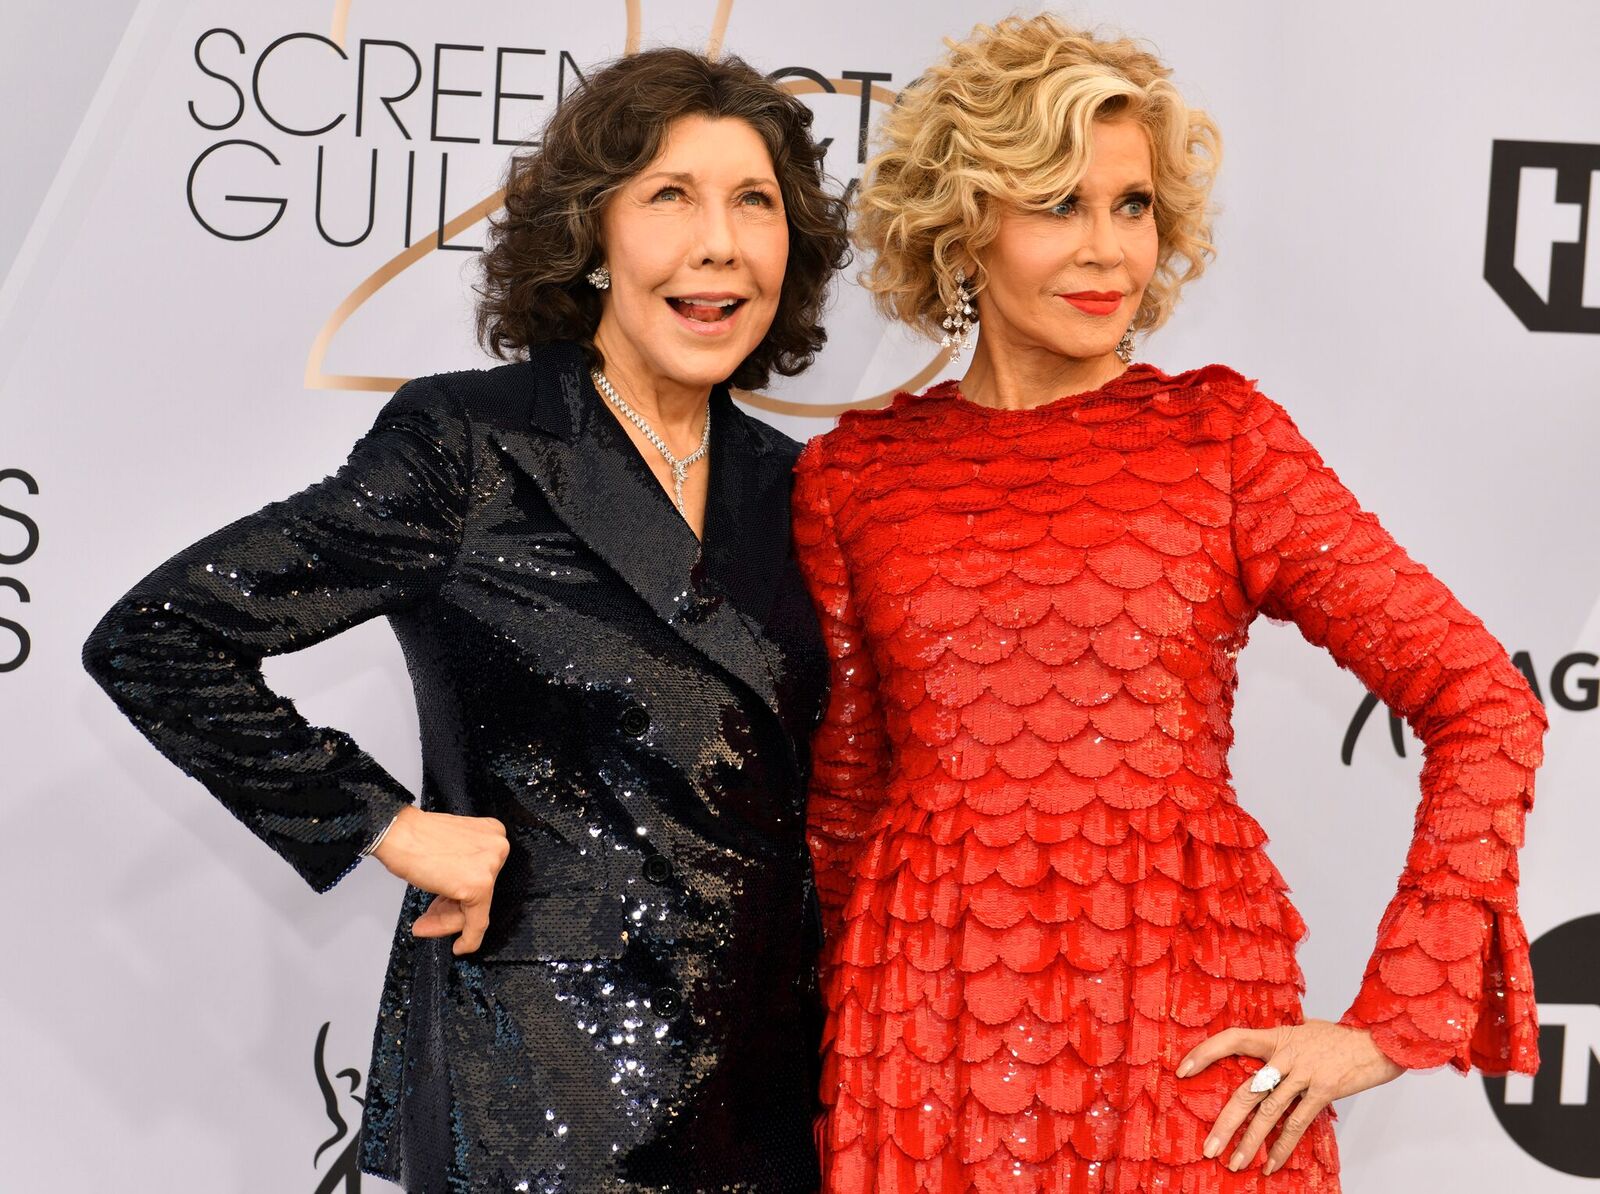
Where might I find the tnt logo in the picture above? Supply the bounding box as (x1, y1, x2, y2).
(1485, 140, 1600, 333)
(1484, 914, 1600, 1176)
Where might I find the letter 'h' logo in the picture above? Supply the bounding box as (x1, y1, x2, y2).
(1485, 140, 1600, 333)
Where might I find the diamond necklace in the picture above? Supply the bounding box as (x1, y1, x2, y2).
(591, 368, 710, 517)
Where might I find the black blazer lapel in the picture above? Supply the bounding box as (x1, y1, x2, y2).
(487, 345, 788, 724)
(702, 391, 793, 632)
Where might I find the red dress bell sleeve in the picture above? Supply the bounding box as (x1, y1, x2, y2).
(794, 438, 892, 942)
(1230, 384, 1546, 1075)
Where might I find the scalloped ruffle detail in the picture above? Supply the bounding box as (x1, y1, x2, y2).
(793, 366, 1544, 1192)
(1340, 888, 1538, 1075)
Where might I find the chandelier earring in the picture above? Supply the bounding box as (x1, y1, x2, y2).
(1116, 325, 1136, 364)
(586, 264, 611, 290)
(939, 268, 976, 360)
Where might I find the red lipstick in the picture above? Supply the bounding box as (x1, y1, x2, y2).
(1060, 291, 1123, 316)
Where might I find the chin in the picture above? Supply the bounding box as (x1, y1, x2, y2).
(1024, 323, 1114, 364)
(661, 343, 753, 388)
(1046, 340, 1118, 363)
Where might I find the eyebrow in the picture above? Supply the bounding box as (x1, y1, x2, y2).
(1061, 181, 1156, 195)
(638, 171, 779, 188)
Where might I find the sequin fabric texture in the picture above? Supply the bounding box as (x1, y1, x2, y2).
(83, 343, 828, 1192)
(792, 364, 1545, 1193)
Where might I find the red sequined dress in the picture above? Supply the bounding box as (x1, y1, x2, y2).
(791, 364, 1544, 1193)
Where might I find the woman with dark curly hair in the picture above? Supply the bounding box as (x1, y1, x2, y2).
(83, 47, 847, 1191)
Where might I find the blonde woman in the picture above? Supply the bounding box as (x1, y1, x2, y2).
(793, 15, 1543, 1191)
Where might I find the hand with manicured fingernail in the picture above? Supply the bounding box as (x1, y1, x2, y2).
(1177, 1020, 1404, 1175)
(373, 806, 511, 956)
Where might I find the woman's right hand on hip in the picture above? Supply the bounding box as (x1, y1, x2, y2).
(372, 806, 511, 955)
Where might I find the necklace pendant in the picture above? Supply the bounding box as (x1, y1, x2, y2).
(673, 463, 688, 514)
(591, 368, 708, 522)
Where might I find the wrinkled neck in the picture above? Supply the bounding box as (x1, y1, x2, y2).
(591, 326, 711, 450)
(958, 332, 1127, 411)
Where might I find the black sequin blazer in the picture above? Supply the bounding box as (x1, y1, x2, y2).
(83, 341, 829, 1192)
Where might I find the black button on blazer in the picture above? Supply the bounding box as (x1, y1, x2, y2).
(83, 341, 830, 1192)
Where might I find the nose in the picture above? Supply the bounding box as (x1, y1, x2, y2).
(1075, 206, 1124, 270)
(691, 198, 738, 268)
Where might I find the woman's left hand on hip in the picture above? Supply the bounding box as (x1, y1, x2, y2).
(1177, 1019, 1405, 1175)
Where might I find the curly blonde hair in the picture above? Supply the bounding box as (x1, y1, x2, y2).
(855, 15, 1220, 340)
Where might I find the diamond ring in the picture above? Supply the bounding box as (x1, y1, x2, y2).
(1249, 1065, 1283, 1094)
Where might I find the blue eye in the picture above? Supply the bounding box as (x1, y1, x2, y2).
(1121, 193, 1154, 217)
(740, 190, 775, 207)
(653, 187, 683, 202)
(1049, 197, 1077, 217)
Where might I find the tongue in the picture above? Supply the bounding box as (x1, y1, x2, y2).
(676, 301, 729, 323)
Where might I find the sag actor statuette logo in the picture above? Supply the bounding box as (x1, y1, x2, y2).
(312, 1021, 368, 1193)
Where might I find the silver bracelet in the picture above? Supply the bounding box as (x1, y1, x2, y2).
(361, 810, 402, 858)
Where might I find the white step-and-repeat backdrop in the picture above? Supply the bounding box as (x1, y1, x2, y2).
(4, 1, 1598, 1190)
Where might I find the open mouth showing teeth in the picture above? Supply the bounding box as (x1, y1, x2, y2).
(667, 297, 745, 323)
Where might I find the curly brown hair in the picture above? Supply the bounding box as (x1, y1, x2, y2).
(476, 48, 849, 391)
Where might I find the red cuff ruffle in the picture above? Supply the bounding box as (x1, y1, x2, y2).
(1341, 887, 1538, 1075)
